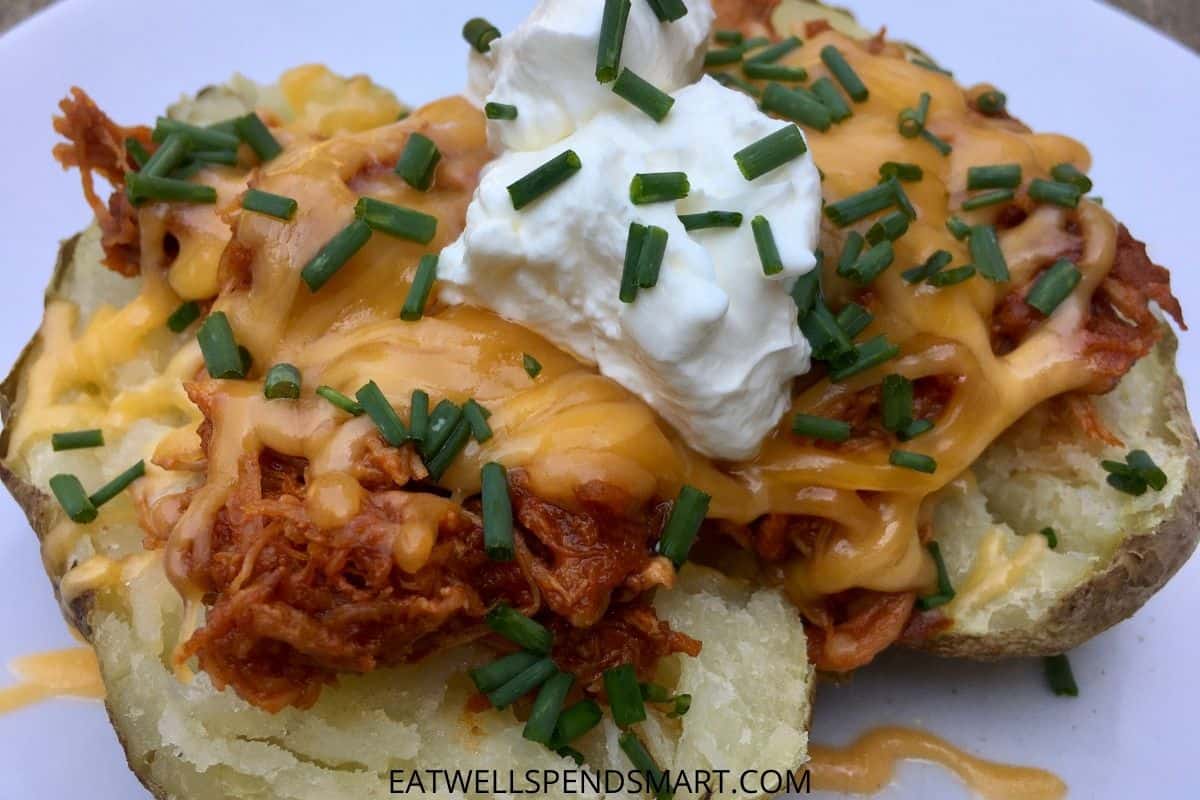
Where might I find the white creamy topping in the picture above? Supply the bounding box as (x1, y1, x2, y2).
(442, 1, 822, 461)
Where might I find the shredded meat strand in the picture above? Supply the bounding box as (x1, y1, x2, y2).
(805, 590, 917, 672)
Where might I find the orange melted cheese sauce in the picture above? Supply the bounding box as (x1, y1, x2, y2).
(0, 647, 105, 715)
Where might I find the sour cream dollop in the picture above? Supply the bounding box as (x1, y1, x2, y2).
(441, 1, 822, 461)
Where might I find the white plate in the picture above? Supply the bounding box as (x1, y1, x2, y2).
(1, 1, 1197, 797)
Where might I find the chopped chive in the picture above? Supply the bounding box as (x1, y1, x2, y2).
(890, 449, 936, 473)
(523, 671, 573, 745)
(810, 77, 852, 122)
(470, 651, 541, 694)
(801, 301, 854, 363)
(1044, 654, 1078, 697)
(678, 210, 742, 230)
(1051, 163, 1093, 193)
(845, 241, 894, 285)
(734, 124, 807, 181)
(51, 429, 104, 451)
(975, 90, 1007, 116)
(704, 45, 746, 67)
(744, 62, 808, 82)
(711, 71, 762, 97)
(197, 311, 246, 379)
(424, 416, 470, 481)
(139, 133, 188, 178)
(356, 381, 408, 446)
(635, 225, 669, 289)
(552, 700, 603, 747)
(409, 389, 430, 443)
(898, 418, 934, 441)
(89, 460, 145, 508)
(264, 363, 301, 400)
(400, 254, 438, 321)
(604, 664, 647, 727)
(1040, 527, 1059, 549)
(866, 211, 910, 245)
(1026, 259, 1081, 315)
(969, 225, 1010, 282)
(233, 113, 281, 162)
(792, 414, 851, 442)
(167, 159, 206, 181)
(618, 731, 670, 798)
(911, 57, 952, 76)
(899, 94, 931, 139)
(879, 162, 923, 183)
(829, 335, 899, 381)
(881, 374, 913, 433)
(917, 540, 955, 609)
(507, 150, 582, 210)
(242, 189, 297, 221)
(820, 45, 868, 101)
(824, 182, 896, 227)
(481, 462, 514, 561)
(612, 68, 676, 121)
(760, 82, 832, 131)
(50, 474, 97, 523)
(902, 249, 952, 284)
(189, 148, 239, 166)
(463, 17, 501, 53)
(1029, 178, 1082, 208)
(751, 215, 784, 276)
(946, 216, 972, 240)
(523, 353, 543, 378)
(747, 35, 801, 65)
(657, 485, 710, 567)
(300, 219, 372, 291)
(1106, 470, 1147, 496)
(962, 188, 1015, 211)
(486, 603, 553, 654)
(836, 232, 865, 278)
(741, 36, 770, 52)
(395, 132, 442, 190)
(354, 197, 437, 243)
(596, 0, 632, 82)
(153, 117, 239, 150)
(836, 302, 873, 339)
(167, 300, 201, 333)
(485, 102, 519, 120)
(920, 128, 953, 156)
(715, 30, 743, 45)
(646, 0, 688, 23)
(791, 266, 820, 318)
(928, 265, 976, 287)
(890, 178, 917, 219)
(125, 174, 216, 205)
(487, 658, 557, 709)
(125, 137, 150, 169)
(422, 399, 463, 458)
(1126, 450, 1168, 491)
(316, 386, 363, 416)
(630, 172, 690, 204)
(967, 164, 1022, 190)
(463, 399, 494, 442)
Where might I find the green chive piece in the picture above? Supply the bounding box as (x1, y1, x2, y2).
(890, 449, 936, 473)
(1105, 470, 1147, 496)
(920, 128, 953, 156)
(189, 148, 239, 166)
(741, 36, 770, 52)
(408, 389, 430, 444)
(354, 197, 437, 243)
(760, 82, 832, 131)
(1029, 178, 1082, 208)
(704, 45, 746, 67)
(715, 30, 743, 45)
(678, 211, 743, 230)
(821, 45, 868, 102)
(604, 664, 647, 727)
(166, 159, 206, 181)
(89, 460, 146, 508)
(487, 658, 557, 709)
(751, 215, 784, 276)
(51, 429, 104, 451)
(400, 254, 438, 321)
(810, 77, 852, 122)
(424, 416, 470, 481)
(422, 400, 463, 458)
(485, 102, 519, 120)
(898, 418, 934, 441)
(917, 540, 955, 609)
(264, 363, 301, 400)
(792, 414, 851, 442)
(463, 17, 501, 53)
(845, 241, 895, 285)
(523, 353, 543, 379)
(865, 211, 910, 245)
(481, 462, 515, 561)
(801, 301, 854, 364)
(618, 731, 670, 798)
(125, 137, 150, 169)
(596, 0, 632, 82)
(486, 603, 554, 654)
(969, 225, 1011, 282)
(836, 302, 873, 339)
(395, 133, 442, 190)
(316, 386, 363, 416)
(881, 374, 914, 433)
(879, 162, 923, 183)
(630, 172, 690, 204)
(233, 113, 281, 162)
(962, 188, 1015, 211)
(976, 90, 1008, 116)
(744, 62, 808, 82)
(791, 266, 820, 318)
(508, 150, 582, 210)
(837, 232, 865, 277)
(167, 301, 201, 333)
(470, 651, 541, 694)
(50, 474, 98, 523)
(746, 35, 801, 65)
(734, 124, 807, 181)
(463, 399, 494, 443)
(242, 189, 297, 221)
(301, 219, 373, 291)
(711, 71, 762, 97)
(523, 671, 573, 745)
(899, 94, 929, 138)
(1040, 527, 1059, 549)
(890, 178, 917, 219)
(139, 133, 188, 178)
(830, 335, 899, 381)
(153, 117, 239, 150)
(1051, 163, 1093, 193)
(197, 311, 246, 379)
(928, 265, 976, 287)
(552, 700, 603, 746)
(1026, 259, 1081, 315)
(635, 225, 669, 289)
(1126, 450, 1168, 491)
(902, 250, 952, 284)
(125, 174, 216, 205)
(646, 0, 688, 24)
(657, 485, 711, 567)
(1044, 654, 1079, 697)
(824, 182, 896, 227)
(911, 57, 952, 76)
(356, 381, 408, 446)
(946, 216, 972, 240)
(612, 68, 676, 122)
(967, 164, 1022, 190)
